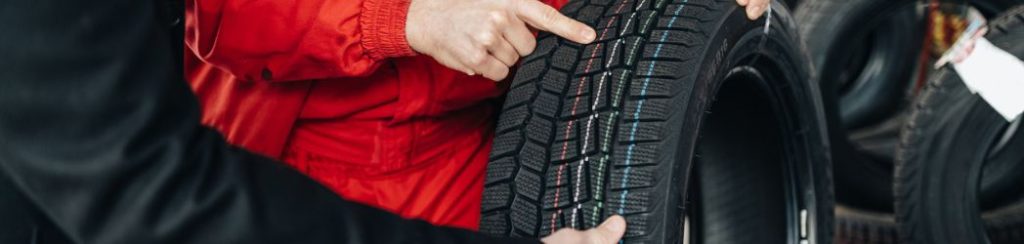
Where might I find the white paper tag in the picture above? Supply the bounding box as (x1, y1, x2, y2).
(951, 38, 1024, 121)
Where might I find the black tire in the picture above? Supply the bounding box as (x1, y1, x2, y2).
(985, 202, 1024, 243)
(782, 0, 801, 9)
(797, 0, 1024, 213)
(895, 5, 1024, 244)
(833, 205, 899, 244)
(796, 0, 923, 212)
(479, 1, 833, 243)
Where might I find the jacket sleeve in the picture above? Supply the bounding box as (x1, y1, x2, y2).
(0, 0, 534, 243)
(185, 0, 416, 82)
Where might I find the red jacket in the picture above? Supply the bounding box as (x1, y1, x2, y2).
(184, 0, 566, 230)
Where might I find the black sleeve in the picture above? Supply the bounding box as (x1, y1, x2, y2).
(0, 0, 536, 243)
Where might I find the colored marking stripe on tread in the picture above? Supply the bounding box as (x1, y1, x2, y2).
(570, 0, 651, 229)
(591, 9, 654, 227)
(617, 0, 688, 222)
(551, 0, 628, 231)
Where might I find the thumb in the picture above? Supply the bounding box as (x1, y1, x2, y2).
(593, 215, 626, 243)
(514, 0, 596, 44)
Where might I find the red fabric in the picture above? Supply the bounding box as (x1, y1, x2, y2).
(185, 0, 567, 231)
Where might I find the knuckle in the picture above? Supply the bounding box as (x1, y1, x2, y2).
(511, 0, 528, 16)
(540, 6, 560, 22)
(489, 11, 509, 26)
(477, 33, 497, 47)
(468, 51, 488, 66)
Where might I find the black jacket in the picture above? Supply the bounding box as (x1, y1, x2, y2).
(0, 0, 534, 243)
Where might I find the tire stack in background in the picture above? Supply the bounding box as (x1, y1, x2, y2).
(796, 1, 922, 241)
(895, 6, 1024, 244)
(795, 0, 1024, 243)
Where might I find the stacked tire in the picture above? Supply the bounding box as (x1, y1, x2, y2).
(895, 6, 1024, 244)
(795, 0, 921, 242)
(795, 0, 1024, 243)
(478, 0, 833, 243)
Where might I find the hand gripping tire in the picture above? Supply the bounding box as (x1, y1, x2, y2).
(895, 5, 1024, 244)
(479, 1, 834, 243)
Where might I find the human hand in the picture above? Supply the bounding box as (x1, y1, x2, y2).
(540, 215, 627, 244)
(406, 0, 596, 81)
(736, 0, 771, 20)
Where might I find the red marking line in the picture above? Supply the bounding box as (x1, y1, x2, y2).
(550, 0, 631, 232)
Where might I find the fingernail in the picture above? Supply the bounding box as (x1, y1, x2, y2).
(580, 27, 596, 43)
(747, 5, 761, 19)
(604, 216, 625, 232)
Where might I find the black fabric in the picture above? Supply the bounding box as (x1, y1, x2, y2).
(0, 0, 535, 243)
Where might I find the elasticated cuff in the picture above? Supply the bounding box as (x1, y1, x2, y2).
(360, 0, 417, 60)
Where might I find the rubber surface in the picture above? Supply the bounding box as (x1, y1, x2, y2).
(796, 1, 918, 242)
(797, 0, 1024, 213)
(895, 5, 1024, 244)
(833, 205, 899, 244)
(480, 0, 833, 243)
(985, 202, 1024, 243)
(796, 0, 922, 212)
(781, 0, 801, 8)
(798, 1, 1024, 243)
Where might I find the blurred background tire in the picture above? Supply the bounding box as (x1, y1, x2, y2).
(796, 0, 1024, 243)
(895, 5, 1024, 244)
(782, 0, 802, 8)
(834, 206, 899, 244)
(797, 0, 922, 214)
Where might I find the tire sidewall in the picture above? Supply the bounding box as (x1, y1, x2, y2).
(664, 3, 832, 243)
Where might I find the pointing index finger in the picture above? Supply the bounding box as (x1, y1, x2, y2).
(513, 0, 596, 44)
